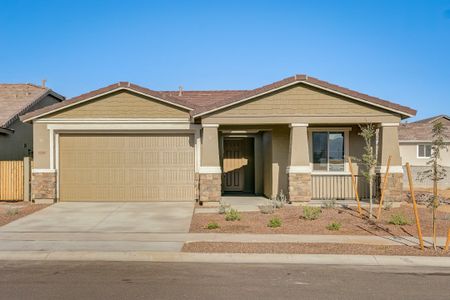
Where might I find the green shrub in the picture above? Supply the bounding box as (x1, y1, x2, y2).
(326, 221, 342, 231)
(206, 222, 220, 230)
(322, 199, 337, 209)
(389, 213, 410, 225)
(225, 208, 241, 221)
(267, 217, 282, 228)
(5, 207, 19, 216)
(302, 206, 322, 220)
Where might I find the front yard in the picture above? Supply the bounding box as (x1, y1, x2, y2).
(0, 202, 49, 227)
(190, 204, 450, 237)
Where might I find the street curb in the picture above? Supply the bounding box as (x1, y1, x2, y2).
(0, 251, 449, 267)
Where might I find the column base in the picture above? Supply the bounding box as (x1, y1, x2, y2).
(199, 173, 221, 203)
(31, 172, 56, 203)
(288, 173, 311, 202)
(379, 173, 403, 202)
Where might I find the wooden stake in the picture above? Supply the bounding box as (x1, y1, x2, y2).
(445, 228, 450, 252)
(348, 157, 362, 215)
(406, 162, 424, 250)
(376, 155, 391, 219)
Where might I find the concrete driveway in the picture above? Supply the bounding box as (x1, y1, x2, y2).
(0, 202, 194, 233)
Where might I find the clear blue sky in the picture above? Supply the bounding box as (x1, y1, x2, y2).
(1, 0, 449, 120)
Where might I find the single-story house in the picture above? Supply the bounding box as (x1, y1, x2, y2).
(20, 75, 416, 204)
(0, 83, 64, 160)
(399, 115, 450, 189)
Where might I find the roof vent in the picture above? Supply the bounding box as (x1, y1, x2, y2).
(41, 79, 46, 88)
(178, 85, 183, 96)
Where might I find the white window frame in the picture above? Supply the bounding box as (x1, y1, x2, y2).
(308, 127, 351, 174)
(417, 144, 432, 159)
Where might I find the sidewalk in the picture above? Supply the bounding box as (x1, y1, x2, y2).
(0, 232, 446, 251)
(0, 251, 450, 268)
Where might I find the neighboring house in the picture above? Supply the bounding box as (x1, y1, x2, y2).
(399, 115, 450, 189)
(21, 75, 416, 204)
(0, 83, 64, 160)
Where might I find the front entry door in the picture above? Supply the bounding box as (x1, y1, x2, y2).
(223, 139, 246, 192)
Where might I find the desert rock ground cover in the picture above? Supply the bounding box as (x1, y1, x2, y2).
(191, 203, 450, 237)
(0, 201, 49, 227)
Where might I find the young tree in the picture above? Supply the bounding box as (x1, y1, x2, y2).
(418, 121, 448, 250)
(358, 124, 377, 219)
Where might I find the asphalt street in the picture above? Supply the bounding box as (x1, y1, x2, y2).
(1, 261, 449, 299)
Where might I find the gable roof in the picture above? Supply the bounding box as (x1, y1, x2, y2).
(0, 84, 64, 128)
(192, 75, 417, 118)
(411, 115, 450, 124)
(21, 75, 417, 122)
(399, 115, 450, 141)
(21, 82, 196, 122)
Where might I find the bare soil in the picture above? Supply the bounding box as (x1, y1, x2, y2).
(0, 201, 49, 227)
(191, 204, 450, 237)
(182, 242, 450, 256)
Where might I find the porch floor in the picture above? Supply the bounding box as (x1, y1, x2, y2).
(196, 196, 269, 213)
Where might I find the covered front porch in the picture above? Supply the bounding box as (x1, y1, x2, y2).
(198, 122, 403, 205)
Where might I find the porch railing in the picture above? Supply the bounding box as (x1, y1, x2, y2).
(311, 174, 379, 201)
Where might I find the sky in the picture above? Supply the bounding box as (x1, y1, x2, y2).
(1, 0, 449, 121)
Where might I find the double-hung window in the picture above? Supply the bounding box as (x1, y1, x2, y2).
(312, 131, 345, 172)
(417, 144, 431, 158)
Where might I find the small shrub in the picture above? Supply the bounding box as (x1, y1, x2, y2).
(322, 199, 337, 209)
(258, 204, 275, 214)
(383, 200, 393, 211)
(389, 213, 410, 225)
(218, 201, 231, 214)
(225, 208, 241, 221)
(326, 221, 342, 231)
(267, 217, 282, 228)
(206, 222, 220, 230)
(5, 207, 19, 216)
(302, 206, 322, 220)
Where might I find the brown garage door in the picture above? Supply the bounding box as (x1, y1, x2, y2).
(59, 134, 195, 202)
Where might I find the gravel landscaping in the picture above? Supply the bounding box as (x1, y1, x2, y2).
(191, 203, 450, 237)
(182, 242, 450, 256)
(0, 202, 49, 227)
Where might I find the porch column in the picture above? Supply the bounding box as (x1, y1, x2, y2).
(377, 123, 403, 202)
(199, 124, 222, 203)
(287, 123, 311, 202)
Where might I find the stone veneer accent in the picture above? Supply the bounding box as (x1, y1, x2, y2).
(199, 173, 221, 203)
(32, 172, 56, 202)
(378, 173, 403, 202)
(288, 173, 311, 202)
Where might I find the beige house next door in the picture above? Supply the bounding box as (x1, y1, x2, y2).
(59, 134, 195, 202)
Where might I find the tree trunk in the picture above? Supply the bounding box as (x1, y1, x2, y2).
(433, 174, 438, 250)
(369, 179, 373, 219)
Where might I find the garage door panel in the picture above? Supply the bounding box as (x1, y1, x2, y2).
(59, 134, 195, 202)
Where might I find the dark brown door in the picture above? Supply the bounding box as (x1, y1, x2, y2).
(223, 139, 246, 191)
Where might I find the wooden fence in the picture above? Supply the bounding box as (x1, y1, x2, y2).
(0, 159, 29, 201)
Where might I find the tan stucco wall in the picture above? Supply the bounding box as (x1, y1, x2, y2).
(32, 122, 51, 168)
(201, 127, 220, 167)
(202, 84, 402, 125)
(0, 95, 60, 161)
(400, 143, 450, 167)
(378, 125, 402, 166)
(262, 131, 272, 198)
(47, 90, 190, 119)
(271, 126, 289, 198)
